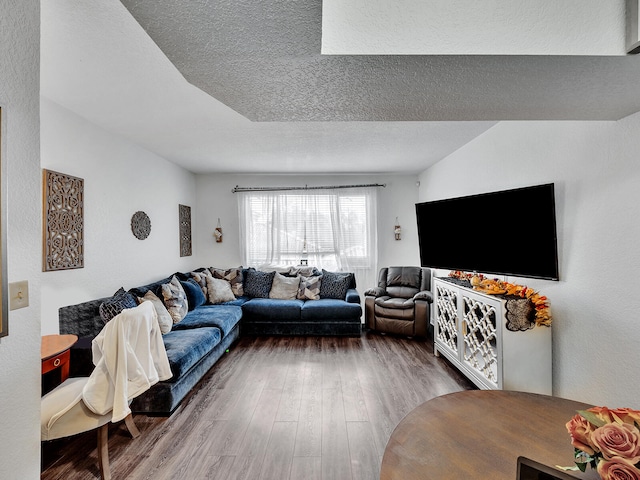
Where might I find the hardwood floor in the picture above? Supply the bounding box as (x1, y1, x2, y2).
(41, 332, 475, 480)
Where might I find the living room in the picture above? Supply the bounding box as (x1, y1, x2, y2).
(3, 1, 640, 479)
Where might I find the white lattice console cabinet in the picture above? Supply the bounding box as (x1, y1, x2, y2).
(433, 277, 552, 394)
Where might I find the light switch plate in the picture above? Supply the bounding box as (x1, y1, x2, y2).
(9, 281, 29, 310)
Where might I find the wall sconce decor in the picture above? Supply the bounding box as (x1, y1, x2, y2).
(214, 218, 223, 243)
(394, 217, 402, 240)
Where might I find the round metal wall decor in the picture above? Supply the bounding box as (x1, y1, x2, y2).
(131, 211, 151, 240)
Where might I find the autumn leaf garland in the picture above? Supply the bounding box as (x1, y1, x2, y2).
(467, 274, 552, 327)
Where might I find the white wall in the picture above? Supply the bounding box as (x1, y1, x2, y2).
(0, 1, 42, 478)
(418, 117, 640, 407)
(194, 174, 421, 282)
(40, 98, 198, 334)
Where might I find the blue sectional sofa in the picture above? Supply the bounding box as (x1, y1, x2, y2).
(58, 267, 362, 415)
(59, 273, 243, 415)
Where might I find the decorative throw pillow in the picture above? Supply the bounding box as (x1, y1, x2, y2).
(319, 270, 353, 299)
(205, 276, 236, 304)
(297, 274, 322, 300)
(288, 266, 320, 277)
(269, 272, 300, 300)
(244, 269, 275, 298)
(160, 275, 188, 324)
(180, 278, 207, 310)
(210, 266, 244, 297)
(99, 287, 137, 323)
(138, 290, 173, 334)
(190, 270, 212, 298)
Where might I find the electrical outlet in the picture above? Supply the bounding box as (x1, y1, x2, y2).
(9, 280, 29, 310)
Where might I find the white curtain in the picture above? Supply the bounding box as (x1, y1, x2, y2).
(238, 187, 378, 291)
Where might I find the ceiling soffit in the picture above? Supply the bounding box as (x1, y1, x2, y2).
(119, 0, 640, 123)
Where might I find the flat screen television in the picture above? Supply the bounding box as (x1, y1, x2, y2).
(415, 183, 559, 281)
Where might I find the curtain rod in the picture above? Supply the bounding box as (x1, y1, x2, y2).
(231, 183, 386, 193)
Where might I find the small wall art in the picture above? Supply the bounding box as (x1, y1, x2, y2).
(179, 204, 192, 257)
(43, 169, 84, 271)
(131, 211, 151, 240)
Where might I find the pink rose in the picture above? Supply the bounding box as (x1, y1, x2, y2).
(597, 457, 640, 480)
(591, 423, 640, 463)
(566, 414, 596, 455)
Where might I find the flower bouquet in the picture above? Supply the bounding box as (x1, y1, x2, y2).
(566, 407, 640, 479)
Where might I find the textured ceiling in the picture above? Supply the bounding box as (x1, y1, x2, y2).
(120, 0, 640, 122)
(40, 1, 640, 175)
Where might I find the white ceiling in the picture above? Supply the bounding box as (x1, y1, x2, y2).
(40, 0, 640, 175)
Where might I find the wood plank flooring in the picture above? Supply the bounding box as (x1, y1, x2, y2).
(41, 332, 475, 480)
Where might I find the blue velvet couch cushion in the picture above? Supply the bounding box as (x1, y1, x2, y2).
(300, 298, 362, 321)
(172, 305, 243, 336)
(222, 296, 249, 307)
(241, 298, 303, 323)
(161, 327, 221, 381)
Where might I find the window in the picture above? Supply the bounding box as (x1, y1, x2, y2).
(238, 187, 378, 290)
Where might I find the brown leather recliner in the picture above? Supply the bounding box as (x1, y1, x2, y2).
(364, 266, 433, 337)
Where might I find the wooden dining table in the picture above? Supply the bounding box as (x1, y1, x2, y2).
(380, 390, 600, 480)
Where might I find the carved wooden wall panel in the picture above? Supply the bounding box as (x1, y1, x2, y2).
(43, 169, 84, 271)
(179, 204, 192, 257)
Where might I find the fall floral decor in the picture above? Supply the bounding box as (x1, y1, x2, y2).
(565, 407, 640, 479)
(468, 274, 552, 327)
(445, 271, 552, 328)
(448, 270, 483, 281)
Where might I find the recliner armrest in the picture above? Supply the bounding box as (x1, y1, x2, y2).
(413, 290, 433, 303)
(364, 287, 386, 297)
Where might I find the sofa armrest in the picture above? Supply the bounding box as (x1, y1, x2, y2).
(69, 336, 96, 378)
(364, 286, 386, 297)
(413, 290, 433, 303)
(59, 297, 110, 338)
(345, 288, 361, 304)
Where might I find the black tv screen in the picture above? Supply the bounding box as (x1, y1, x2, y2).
(415, 183, 559, 281)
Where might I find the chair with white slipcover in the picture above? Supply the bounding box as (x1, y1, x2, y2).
(41, 301, 172, 479)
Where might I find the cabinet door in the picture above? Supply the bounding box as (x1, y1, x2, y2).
(460, 291, 501, 389)
(434, 281, 459, 358)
